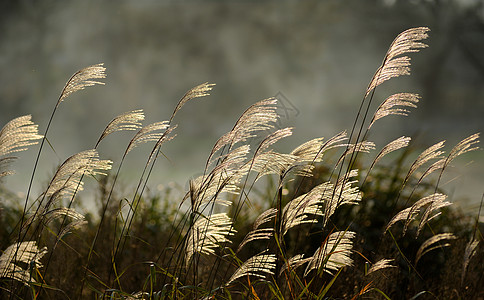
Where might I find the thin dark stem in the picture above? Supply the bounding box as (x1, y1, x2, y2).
(9, 104, 58, 300)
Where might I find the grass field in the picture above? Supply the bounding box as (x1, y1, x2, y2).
(0, 27, 482, 299)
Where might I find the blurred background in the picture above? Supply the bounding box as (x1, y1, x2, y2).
(0, 0, 482, 213)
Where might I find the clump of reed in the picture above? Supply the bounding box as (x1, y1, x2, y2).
(0, 27, 482, 299)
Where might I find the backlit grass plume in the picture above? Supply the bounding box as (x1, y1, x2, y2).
(0, 115, 42, 177)
(208, 98, 278, 163)
(0, 115, 43, 158)
(367, 258, 396, 275)
(44, 149, 112, 201)
(57, 63, 106, 106)
(385, 193, 451, 235)
(185, 213, 235, 268)
(226, 252, 276, 286)
(368, 136, 411, 174)
(0, 241, 47, 284)
(281, 174, 361, 235)
(415, 233, 456, 265)
(304, 231, 356, 277)
(170, 82, 215, 122)
(96, 109, 145, 147)
(237, 208, 276, 252)
(366, 27, 429, 97)
(369, 93, 420, 128)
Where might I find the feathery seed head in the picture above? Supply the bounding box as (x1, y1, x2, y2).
(304, 231, 355, 276)
(370, 93, 420, 128)
(366, 27, 429, 97)
(44, 149, 112, 202)
(57, 63, 106, 106)
(185, 213, 235, 267)
(226, 252, 276, 285)
(367, 258, 396, 275)
(97, 109, 145, 145)
(415, 233, 456, 265)
(0, 241, 47, 284)
(0, 115, 43, 158)
(126, 121, 170, 154)
(171, 82, 215, 122)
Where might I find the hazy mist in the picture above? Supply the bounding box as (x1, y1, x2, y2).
(1, 0, 482, 212)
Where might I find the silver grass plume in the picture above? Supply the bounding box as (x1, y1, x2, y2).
(185, 213, 235, 267)
(226, 252, 276, 285)
(369, 93, 420, 129)
(209, 98, 278, 163)
(279, 254, 311, 276)
(286, 131, 349, 178)
(258, 127, 293, 152)
(321, 131, 349, 152)
(304, 231, 355, 277)
(241, 151, 298, 181)
(385, 193, 449, 234)
(187, 174, 239, 208)
(42, 208, 86, 243)
(237, 208, 276, 252)
(347, 140, 376, 154)
(281, 182, 334, 235)
(252, 208, 277, 230)
(462, 240, 479, 284)
(0, 115, 43, 176)
(416, 194, 452, 236)
(290, 137, 326, 163)
(56, 219, 87, 244)
(419, 159, 447, 181)
(281, 170, 362, 234)
(0, 241, 47, 284)
(241, 127, 295, 180)
(188, 145, 250, 209)
(153, 126, 178, 159)
(44, 149, 112, 205)
(444, 133, 480, 164)
(170, 82, 215, 122)
(415, 233, 456, 265)
(126, 121, 170, 154)
(336, 141, 375, 167)
(42, 207, 85, 225)
(367, 258, 395, 275)
(97, 109, 145, 146)
(336, 168, 359, 185)
(366, 27, 429, 98)
(420, 133, 480, 181)
(237, 229, 274, 253)
(368, 136, 411, 174)
(0, 115, 43, 157)
(323, 170, 362, 226)
(405, 141, 445, 183)
(290, 131, 348, 164)
(144, 124, 178, 165)
(281, 170, 361, 233)
(414, 135, 479, 235)
(211, 145, 251, 176)
(57, 63, 106, 106)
